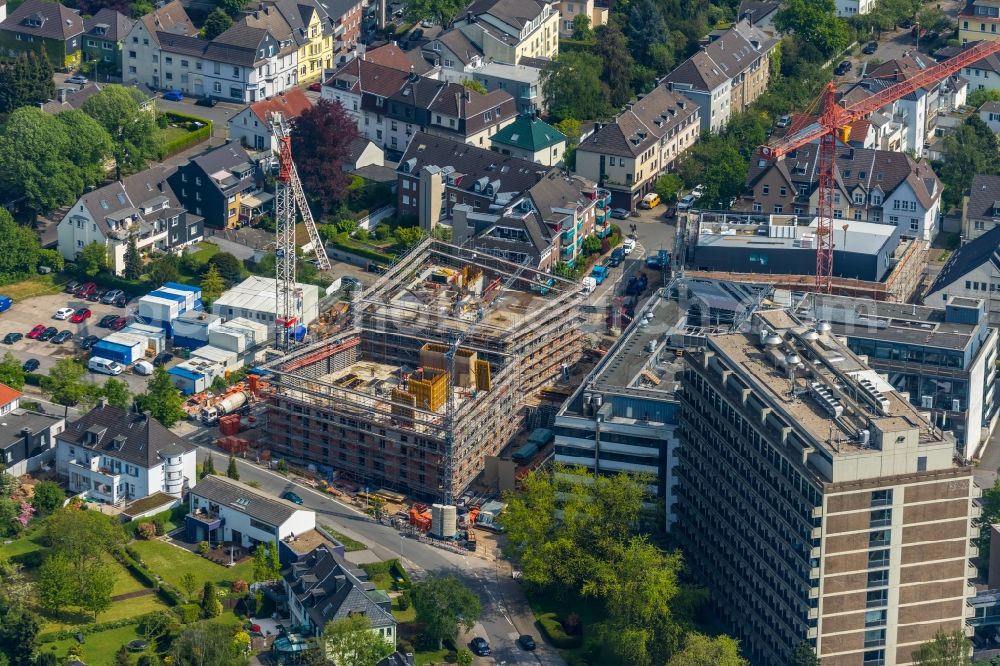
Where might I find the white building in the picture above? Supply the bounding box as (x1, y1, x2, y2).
(186, 475, 315, 549)
(228, 87, 312, 152)
(120, 0, 195, 92)
(211, 276, 320, 337)
(835, 0, 875, 16)
(928, 225, 1000, 326)
(55, 401, 197, 505)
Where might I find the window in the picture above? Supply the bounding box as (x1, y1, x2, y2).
(910, 218, 919, 232)
(869, 530, 890, 548)
(233, 66, 240, 77)
(867, 569, 889, 587)
(871, 489, 892, 507)
(864, 629, 886, 649)
(868, 549, 890, 567)
(863, 649, 886, 666)
(181, 59, 188, 67)
(128, 66, 136, 74)
(752, 203, 762, 212)
(129, 50, 137, 58)
(779, 186, 786, 196)
(402, 195, 410, 205)
(870, 509, 891, 528)
(230, 87, 242, 98)
(762, 184, 769, 194)
(917, 456, 927, 472)
(165, 56, 172, 64)
(213, 82, 222, 93)
(866, 589, 888, 608)
(773, 205, 783, 214)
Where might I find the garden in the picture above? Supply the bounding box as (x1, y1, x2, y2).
(156, 111, 213, 159)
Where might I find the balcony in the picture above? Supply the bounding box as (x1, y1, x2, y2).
(561, 230, 574, 245)
(596, 188, 611, 209)
(561, 245, 574, 257)
(595, 207, 608, 222)
(187, 508, 222, 531)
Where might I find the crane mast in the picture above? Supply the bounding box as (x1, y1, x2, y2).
(760, 40, 1000, 292)
(270, 112, 332, 350)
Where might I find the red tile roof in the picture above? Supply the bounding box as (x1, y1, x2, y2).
(0, 383, 22, 407)
(248, 88, 313, 125)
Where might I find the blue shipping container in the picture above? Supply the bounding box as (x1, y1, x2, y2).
(92, 341, 131, 365)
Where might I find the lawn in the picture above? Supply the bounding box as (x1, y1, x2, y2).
(391, 597, 415, 623)
(414, 649, 451, 665)
(186, 241, 219, 265)
(157, 125, 190, 146)
(360, 559, 409, 592)
(129, 540, 253, 592)
(42, 592, 169, 632)
(320, 525, 368, 553)
(47, 625, 144, 666)
(0, 274, 63, 301)
(0, 530, 45, 559)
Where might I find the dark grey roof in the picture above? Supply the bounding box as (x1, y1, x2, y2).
(318, 0, 361, 22)
(1, 0, 84, 41)
(84, 8, 134, 42)
(0, 410, 61, 450)
(72, 164, 183, 233)
(157, 25, 267, 67)
(427, 28, 482, 65)
(191, 475, 305, 526)
(41, 80, 153, 114)
(666, 20, 777, 92)
(465, 0, 547, 31)
(967, 174, 1000, 222)
(58, 404, 196, 469)
(377, 652, 415, 666)
(929, 223, 1000, 294)
(189, 143, 256, 192)
(577, 84, 697, 158)
(738, 0, 780, 22)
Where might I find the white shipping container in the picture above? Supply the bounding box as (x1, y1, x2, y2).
(173, 311, 222, 342)
(120, 326, 166, 355)
(224, 317, 269, 346)
(138, 295, 180, 323)
(209, 327, 248, 353)
(103, 332, 147, 348)
(191, 345, 239, 371)
(159, 287, 198, 311)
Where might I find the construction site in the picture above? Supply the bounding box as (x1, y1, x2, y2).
(259, 239, 587, 501)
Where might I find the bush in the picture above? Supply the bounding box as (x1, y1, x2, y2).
(198, 540, 209, 554)
(538, 613, 583, 649)
(173, 603, 201, 624)
(396, 591, 411, 611)
(137, 522, 157, 539)
(230, 579, 248, 594)
(23, 372, 43, 387)
(326, 238, 395, 264)
(121, 555, 159, 590)
(38, 613, 159, 643)
(10, 549, 44, 568)
(158, 112, 213, 159)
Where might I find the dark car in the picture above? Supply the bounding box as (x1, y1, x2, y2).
(609, 208, 630, 220)
(281, 491, 304, 505)
(862, 41, 878, 55)
(469, 638, 490, 657)
(87, 288, 106, 302)
(409, 28, 423, 41)
(38, 327, 58, 341)
(114, 294, 132, 308)
(152, 351, 174, 367)
(922, 30, 940, 42)
(64, 280, 80, 294)
(22, 358, 39, 372)
(79, 335, 99, 350)
(3, 332, 22, 345)
(98, 314, 118, 328)
(195, 96, 217, 107)
(611, 247, 625, 262)
(74, 282, 97, 298)
(51, 330, 73, 344)
(517, 635, 536, 651)
(899, 18, 913, 28)
(108, 317, 131, 331)
(835, 60, 851, 76)
(663, 206, 676, 219)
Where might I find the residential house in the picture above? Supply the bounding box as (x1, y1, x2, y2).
(737, 0, 780, 34)
(120, 0, 196, 91)
(81, 9, 134, 76)
(344, 137, 385, 171)
(0, 0, 84, 69)
(324, 0, 364, 66)
(57, 165, 204, 275)
(472, 60, 543, 114)
(452, 168, 602, 270)
(40, 80, 154, 114)
(451, 0, 559, 65)
(936, 44, 1000, 92)
(960, 0, 1000, 44)
(55, 401, 198, 504)
(574, 84, 700, 210)
(928, 224, 1000, 325)
(362, 42, 437, 77)
(980, 99, 1000, 131)
(283, 545, 397, 644)
(186, 475, 315, 549)
(168, 143, 259, 229)
(395, 131, 547, 231)
(229, 87, 313, 151)
(835, 0, 875, 17)
(489, 112, 566, 165)
(665, 20, 777, 133)
(736, 144, 944, 241)
(964, 174, 1000, 240)
(420, 28, 484, 82)
(0, 384, 65, 477)
(553, 0, 607, 39)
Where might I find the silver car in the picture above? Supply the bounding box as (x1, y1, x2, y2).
(101, 289, 123, 304)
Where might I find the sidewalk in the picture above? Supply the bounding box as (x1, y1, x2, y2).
(493, 558, 567, 666)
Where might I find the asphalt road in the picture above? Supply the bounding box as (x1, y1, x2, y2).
(187, 437, 563, 666)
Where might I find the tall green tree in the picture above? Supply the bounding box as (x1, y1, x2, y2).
(0, 108, 81, 216)
(227, 455, 240, 481)
(0, 207, 41, 286)
(571, 14, 593, 40)
(41, 359, 96, 416)
(665, 633, 748, 666)
(101, 378, 132, 410)
(411, 575, 481, 649)
(44, 508, 126, 569)
(322, 615, 394, 666)
(82, 85, 158, 178)
(201, 9, 233, 39)
(202, 454, 217, 479)
(179, 572, 198, 601)
(37, 552, 76, 613)
(791, 641, 821, 666)
(78, 242, 110, 277)
(403, 0, 466, 26)
(135, 367, 186, 426)
(124, 235, 143, 280)
(56, 110, 114, 189)
(541, 52, 611, 123)
(910, 629, 971, 665)
(624, 0, 668, 69)
(77, 561, 116, 620)
(0, 604, 41, 666)
(172, 623, 248, 666)
(774, 0, 849, 60)
(201, 264, 227, 303)
(147, 254, 181, 285)
(0, 353, 25, 390)
(207, 252, 243, 285)
(30, 481, 64, 516)
(934, 115, 1000, 209)
(201, 581, 222, 619)
(595, 23, 635, 109)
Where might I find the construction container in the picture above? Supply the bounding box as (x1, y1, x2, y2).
(209, 326, 249, 353)
(92, 332, 146, 365)
(173, 311, 222, 349)
(224, 317, 268, 347)
(190, 345, 239, 371)
(162, 282, 202, 311)
(137, 294, 181, 323)
(121, 323, 167, 355)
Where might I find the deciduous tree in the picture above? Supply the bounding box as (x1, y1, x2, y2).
(411, 575, 481, 649)
(460, 79, 487, 95)
(0, 108, 80, 216)
(100, 378, 132, 410)
(571, 14, 592, 40)
(322, 614, 394, 666)
(44, 508, 126, 569)
(37, 553, 76, 613)
(290, 100, 358, 215)
(147, 254, 181, 285)
(30, 481, 64, 516)
(78, 242, 110, 277)
(207, 252, 243, 285)
(665, 633, 748, 666)
(179, 572, 198, 602)
(595, 23, 635, 109)
(56, 110, 114, 189)
(82, 85, 158, 178)
(0, 604, 41, 666)
(172, 623, 248, 666)
(0, 353, 25, 390)
(77, 561, 116, 620)
(41, 359, 96, 416)
(910, 629, 971, 665)
(403, 0, 465, 26)
(202, 9, 233, 39)
(775, 0, 849, 60)
(541, 52, 611, 122)
(135, 367, 186, 426)
(934, 115, 1000, 209)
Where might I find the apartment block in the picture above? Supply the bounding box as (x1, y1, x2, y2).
(960, 0, 1000, 44)
(676, 308, 978, 665)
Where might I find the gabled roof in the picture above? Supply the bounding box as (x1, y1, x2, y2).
(738, 0, 780, 22)
(188, 143, 256, 192)
(1, 0, 84, 41)
(980, 100, 1000, 114)
(318, 0, 362, 22)
(326, 58, 411, 97)
(245, 88, 313, 125)
(73, 164, 185, 233)
(192, 475, 307, 526)
(465, 0, 548, 31)
(929, 223, 1000, 294)
(84, 8, 134, 42)
(0, 383, 22, 408)
(58, 403, 196, 469)
(139, 0, 194, 46)
(525, 170, 595, 225)
(426, 85, 514, 131)
(666, 19, 777, 92)
(966, 174, 1000, 221)
(41, 80, 153, 114)
(428, 28, 483, 65)
(937, 44, 1000, 75)
(363, 42, 436, 75)
(577, 84, 698, 158)
(490, 113, 565, 151)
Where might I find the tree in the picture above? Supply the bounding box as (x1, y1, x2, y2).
(78, 242, 110, 277)
(571, 14, 592, 40)
(37, 249, 64, 273)
(665, 633, 748, 666)
(654, 174, 684, 203)
(41, 359, 96, 416)
(82, 85, 158, 178)
(541, 52, 611, 123)
(227, 454, 240, 480)
(791, 641, 821, 666)
(395, 226, 426, 248)
(430, 225, 453, 241)
(207, 252, 243, 285)
(37, 552, 76, 613)
(56, 110, 114, 189)
(775, 0, 850, 60)
(0, 108, 80, 216)
(403, 0, 465, 26)
(201, 265, 227, 303)
(172, 623, 248, 666)
(201, 581, 222, 618)
(911, 630, 971, 665)
(968, 88, 1000, 109)
(77, 561, 116, 620)
(0, 353, 25, 390)
(0, 52, 53, 113)
(0, 556, 34, 608)
(219, 0, 250, 16)
(101, 378, 132, 410)
(322, 614, 394, 666)
(252, 543, 280, 583)
(411, 576, 481, 649)
(625, 0, 668, 69)
(201, 454, 217, 479)
(291, 100, 358, 215)
(455, 649, 474, 666)
(0, 605, 41, 666)
(30, 481, 64, 516)
(44, 508, 126, 569)
(0, 211, 40, 285)
(0, 498, 19, 537)
(179, 572, 198, 601)
(934, 115, 1000, 209)
(123, 235, 143, 280)
(595, 23, 635, 109)
(114, 647, 130, 666)
(461, 79, 487, 95)
(147, 254, 181, 285)
(135, 367, 186, 426)
(202, 9, 233, 39)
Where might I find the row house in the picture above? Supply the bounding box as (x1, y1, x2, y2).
(735, 144, 943, 241)
(0, 0, 84, 69)
(81, 9, 134, 76)
(553, 0, 607, 39)
(574, 84, 700, 210)
(960, 0, 1000, 44)
(444, 0, 558, 66)
(665, 19, 777, 133)
(168, 143, 260, 230)
(229, 87, 313, 151)
(56, 165, 204, 275)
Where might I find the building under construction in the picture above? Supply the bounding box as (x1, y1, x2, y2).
(260, 240, 585, 500)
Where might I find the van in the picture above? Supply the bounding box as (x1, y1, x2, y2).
(639, 193, 660, 209)
(0, 295, 11, 313)
(623, 238, 636, 255)
(89, 357, 123, 376)
(133, 360, 154, 376)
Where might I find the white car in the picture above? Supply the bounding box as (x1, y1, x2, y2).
(54, 307, 75, 320)
(623, 238, 636, 255)
(691, 184, 705, 197)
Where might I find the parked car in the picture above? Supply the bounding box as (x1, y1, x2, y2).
(677, 194, 698, 210)
(114, 294, 132, 308)
(3, 332, 22, 345)
(66, 74, 88, 85)
(133, 361, 154, 376)
(195, 96, 217, 107)
(38, 327, 58, 341)
(98, 314, 118, 328)
(51, 330, 73, 344)
(862, 41, 878, 54)
(27, 324, 46, 339)
(79, 335, 100, 350)
(69, 308, 92, 323)
(162, 89, 183, 101)
(610, 208, 630, 220)
(899, 18, 913, 28)
(64, 280, 80, 294)
(307, 82, 322, 92)
(922, 30, 940, 42)
(835, 60, 852, 76)
(469, 638, 491, 657)
(281, 491, 304, 505)
(517, 635, 536, 651)
(409, 28, 424, 41)
(152, 352, 174, 367)
(775, 115, 791, 128)
(22, 358, 39, 372)
(87, 288, 106, 302)
(109, 317, 130, 331)
(663, 206, 676, 219)
(101, 289, 123, 304)
(54, 307, 75, 320)
(74, 282, 97, 298)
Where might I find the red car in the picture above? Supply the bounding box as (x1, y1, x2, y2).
(74, 282, 97, 298)
(308, 82, 321, 92)
(27, 324, 46, 339)
(109, 316, 129, 331)
(69, 308, 92, 323)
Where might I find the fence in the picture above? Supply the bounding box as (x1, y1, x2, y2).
(356, 205, 396, 231)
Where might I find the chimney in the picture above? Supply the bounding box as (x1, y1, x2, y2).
(143, 409, 152, 420)
(334, 575, 346, 589)
(57, 87, 68, 102)
(98, 397, 108, 409)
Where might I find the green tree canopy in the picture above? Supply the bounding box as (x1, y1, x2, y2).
(0, 604, 42, 666)
(774, 0, 849, 60)
(0, 353, 25, 390)
(147, 254, 182, 285)
(461, 79, 487, 95)
(411, 576, 481, 649)
(541, 51, 611, 123)
(665, 633, 749, 666)
(933, 115, 1000, 209)
(403, 0, 466, 26)
(202, 9, 233, 39)
(82, 85, 158, 178)
(910, 629, 971, 665)
(41, 359, 97, 416)
(135, 367, 186, 427)
(968, 88, 1000, 109)
(201, 264, 227, 303)
(207, 252, 243, 284)
(56, 109, 114, 189)
(44, 508, 126, 568)
(571, 14, 593, 40)
(124, 235, 143, 280)
(77, 242, 110, 277)
(0, 108, 81, 215)
(595, 22, 635, 109)
(29, 481, 64, 516)
(100, 378, 132, 410)
(172, 623, 248, 666)
(322, 614, 394, 666)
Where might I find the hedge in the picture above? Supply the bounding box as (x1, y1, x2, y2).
(158, 111, 213, 159)
(24, 372, 43, 387)
(173, 603, 201, 624)
(327, 238, 395, 264)
(538, 613, 583, 649)
(38, 612, 160, 643)
(158, 583, 185, 607)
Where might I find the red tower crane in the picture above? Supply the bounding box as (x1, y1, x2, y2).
(760, 40, 1000, 293)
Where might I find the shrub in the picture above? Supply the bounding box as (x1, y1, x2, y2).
(157, 583, 184, 607)
(137, 522, 157, 540)
(538, 613, 583, 649)
(198, 540, 209, 554)
(396, 591, 411, 611)
(23, 372, 43, 387)
(231, 579, 249, 594)
(563, 612, 581, 635)
(173, 604, 201, 624)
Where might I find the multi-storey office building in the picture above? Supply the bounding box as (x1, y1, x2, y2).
(676, 308, 978, 666)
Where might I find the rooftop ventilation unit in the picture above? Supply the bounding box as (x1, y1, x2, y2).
(810, 381, 844, 419)
(857, 377, 891, 415)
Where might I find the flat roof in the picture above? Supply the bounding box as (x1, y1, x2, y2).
(0, 410, 61, 448)
(213, 276, 319, 315)
(696, 215, 895, 255)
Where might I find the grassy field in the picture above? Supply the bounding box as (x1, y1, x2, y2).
(391, 597, 415, 623)
(0, 274, 63, 301)
(156, 125, 192, 147)
(47, 625, 144, 666)
(0, 530, 46, 559)
(42, 592, 168, 632)
(129, 540, 253, 592)
(320, 525, 368, 553)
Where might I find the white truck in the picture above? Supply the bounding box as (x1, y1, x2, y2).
(200, 391, 250, 425)
(580, 277, 597, 295)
